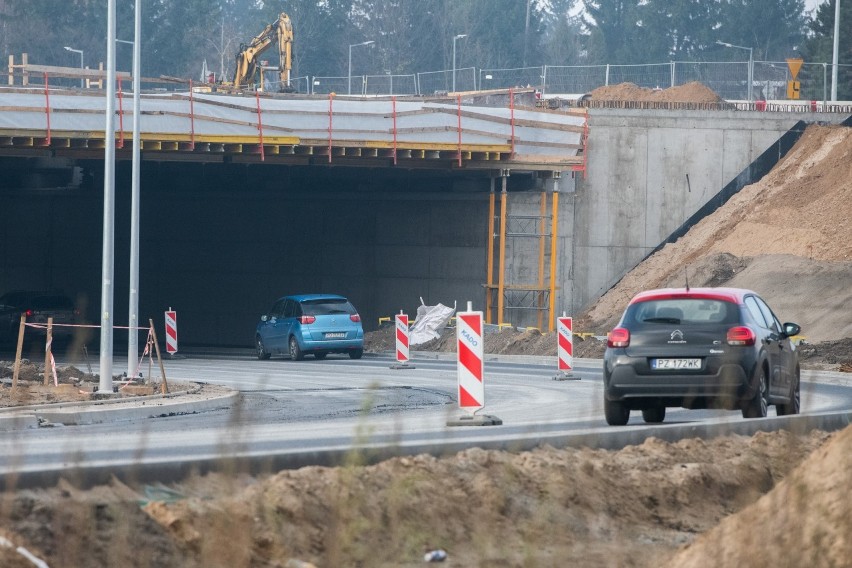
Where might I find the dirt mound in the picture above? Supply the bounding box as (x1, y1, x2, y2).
(2, 428, 833, 567)
(577, 125, 852, 345)
(588, 81, 723, 103)
(665, 425, 852, 568)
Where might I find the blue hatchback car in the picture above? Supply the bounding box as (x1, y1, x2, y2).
(255, 294, 364, 360)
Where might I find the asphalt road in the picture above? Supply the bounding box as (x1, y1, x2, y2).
(3, 351, 852, 488)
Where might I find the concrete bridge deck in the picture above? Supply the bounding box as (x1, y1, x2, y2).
(0, 87, 585, 172)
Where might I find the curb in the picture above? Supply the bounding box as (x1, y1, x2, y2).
(0, 385, 240, 430)
(36, 390, 241, 426)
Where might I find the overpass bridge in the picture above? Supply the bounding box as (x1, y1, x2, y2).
(0, 85, 586, 340)
(1, 82, 848, 348)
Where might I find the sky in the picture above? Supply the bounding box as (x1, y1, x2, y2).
(567, 0, 827, 20)
(804, 0, 822, 13)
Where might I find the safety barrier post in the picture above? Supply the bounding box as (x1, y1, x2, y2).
(42, 72, 51, 145)
(117, 76, 125, 148)
(12, 315, 26, 391)
(554, 314, 579, 381)
(164, 308, 178, 356)
(457, 94, 463, 167)
(327, 92, 334, 163)
(189, 80, 196, 150)
(392, 96, 398, 165)
(447, 301, 502, 426)
(43, 317, 53, 386)
(390, 311, 415, 369)
(255, 90, 265, 161)
(149, 318, 169, 394)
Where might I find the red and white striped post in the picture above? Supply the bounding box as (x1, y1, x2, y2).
(164, 308, 178, 356)
(390, 311, 415, 369)
(554, 314, 579, 380)
(448, 301, 501, 426)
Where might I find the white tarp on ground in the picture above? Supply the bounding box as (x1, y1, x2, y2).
(410, 298, 456, 346)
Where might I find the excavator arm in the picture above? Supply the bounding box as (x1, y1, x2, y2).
(232, 12, 294, 92)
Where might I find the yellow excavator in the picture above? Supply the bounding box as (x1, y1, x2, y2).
(229, 12, 294, 92)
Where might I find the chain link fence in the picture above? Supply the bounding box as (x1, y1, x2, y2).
(258, 61, 852, 101)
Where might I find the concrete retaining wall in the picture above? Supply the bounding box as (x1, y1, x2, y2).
(552, 109, 847, 323)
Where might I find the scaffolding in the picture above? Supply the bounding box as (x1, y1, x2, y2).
(484, 171, 562, 332)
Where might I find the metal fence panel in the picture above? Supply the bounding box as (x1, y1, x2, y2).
(310, 75, 358, 95)
(606, 63, 673, 89)
(674, 61, 750, 100)
(542, 65, 607, 95)
(417, 67, 476, 95)
(478, 66, 545, 91)
(364, 73, 418, 96)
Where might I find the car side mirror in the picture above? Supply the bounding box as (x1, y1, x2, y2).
(782, 322, 800, 338)
(261, 314, 268, 322)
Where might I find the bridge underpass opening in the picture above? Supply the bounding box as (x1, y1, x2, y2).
(0, 155, 557, 349)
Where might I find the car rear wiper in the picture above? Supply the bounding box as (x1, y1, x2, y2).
(642, 317, 681, 324)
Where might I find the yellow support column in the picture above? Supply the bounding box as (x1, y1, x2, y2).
(497, 172, 509, 326)
(537, 190, 547, 330)
(485, 178, 496, 323)
(548, 181, 560, 332)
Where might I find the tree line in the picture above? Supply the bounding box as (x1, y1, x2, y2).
(0, 0, 848, 97)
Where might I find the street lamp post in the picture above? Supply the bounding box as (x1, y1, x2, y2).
(64, 46, 84, 88)
(717, 40, 753, 101)
(831, 0, 840, 101)
(452, 34, 467, 93)
(348, 40, 374, 95)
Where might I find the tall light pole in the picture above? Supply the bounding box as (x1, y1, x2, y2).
(348, 40, 373, 95)
(831, 0, 841, 101)
(63, 46, 84, 88)
(100, 0, 117, 394)
(126, 0, 142, 379)
(452, 34, 467, 93)
(717, 40, 753, 101)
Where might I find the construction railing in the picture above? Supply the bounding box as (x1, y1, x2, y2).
(7, 52, 852, 105)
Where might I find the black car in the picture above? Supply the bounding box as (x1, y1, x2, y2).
(0, 290, 78, 343)
(603, 287, 801, 426)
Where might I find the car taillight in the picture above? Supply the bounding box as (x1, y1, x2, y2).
(350, 314, 361, 323)
(727, 326, 756, 346)
(608, 327, 630, 348)
(299, 315, 316, 324)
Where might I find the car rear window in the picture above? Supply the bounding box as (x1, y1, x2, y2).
(31, 296, 75, 310)
(624, 299, 738, 326)
(300, 299, 356, 316)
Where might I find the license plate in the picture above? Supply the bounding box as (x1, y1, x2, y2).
(652, 358, 701, 370)
(324, 332, 345, 339)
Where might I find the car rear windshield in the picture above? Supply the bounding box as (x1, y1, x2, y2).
(31, 296, 75, 310)
(624, 299, 738, 326)
(300, 299, 356, 316)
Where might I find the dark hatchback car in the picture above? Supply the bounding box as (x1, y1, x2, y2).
(255, 294, 364, 360)
(603, 287, 801, 426)
(0, 291, 78, 343)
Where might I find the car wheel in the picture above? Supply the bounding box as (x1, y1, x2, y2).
(289, 336, 304, 361)
(604, 398, 630, 426)
(641, 404, 666, 424)
(777, 371, 801, 416)
(742, 366, 769, 419)
(349, 348, 363, 360)
(314, 352, 327, 360)
(255, 336, 271, 360)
